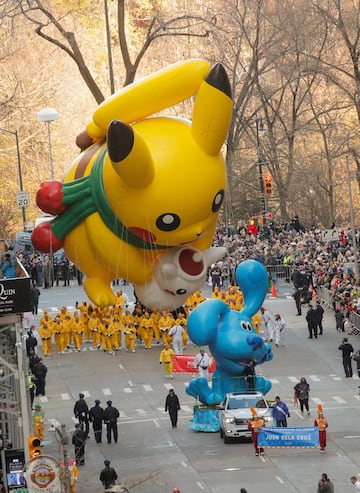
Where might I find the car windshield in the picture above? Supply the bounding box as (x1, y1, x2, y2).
(227, 396, 266, 410)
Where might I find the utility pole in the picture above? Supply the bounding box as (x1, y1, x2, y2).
(346, 155, 359, 283)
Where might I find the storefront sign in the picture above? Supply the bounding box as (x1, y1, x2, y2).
(0, 278, 31, 314)
(26, 455, 62, 493)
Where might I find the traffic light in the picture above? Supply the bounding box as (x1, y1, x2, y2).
(263, 173, 272, 195)
(28, 434, 42, 458)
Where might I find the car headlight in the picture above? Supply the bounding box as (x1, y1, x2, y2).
(263, 416, 273, 423)
(224, 416, 235, 424)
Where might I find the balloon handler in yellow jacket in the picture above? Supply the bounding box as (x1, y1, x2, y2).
(32, 402, 45, 442)
(160, 345, 175, 379)
(31, 59, 232, 311)
(314, 404, 328, 453)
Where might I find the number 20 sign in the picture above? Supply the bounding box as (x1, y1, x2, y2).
(16, 191, 30, 208)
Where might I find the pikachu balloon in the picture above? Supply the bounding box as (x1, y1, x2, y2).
(32, 59, 232, 310)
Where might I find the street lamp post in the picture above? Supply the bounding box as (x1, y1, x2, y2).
(255, 115, 266, 226)
(37, 108, 59, 180)
(0, 127, 27, 230)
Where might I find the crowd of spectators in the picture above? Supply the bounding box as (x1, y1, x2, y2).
(210, 217, 360, 322)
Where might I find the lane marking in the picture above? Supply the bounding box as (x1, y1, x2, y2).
(61, 393, 70, 400)
(288, 376, 298, 383)
(332, 396, 346, 403)
(309, 375, 320, 381)
(103, 388, 112, 395)
(124, 388, 133, 393)
(276, 476, 285, 484)
(143, 385, 153, 392)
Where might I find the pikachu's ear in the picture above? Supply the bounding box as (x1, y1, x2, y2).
(191, 63, 232, 156)
(107, 120, 154, 189)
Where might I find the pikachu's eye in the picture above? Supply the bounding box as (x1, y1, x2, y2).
(156, 213, 181, 232)
(212, 189, 224, 213)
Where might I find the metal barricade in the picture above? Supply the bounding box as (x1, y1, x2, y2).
(349, 311, 360, 336)
(266, 264, 292, 283)
(317, 286, 360, 336)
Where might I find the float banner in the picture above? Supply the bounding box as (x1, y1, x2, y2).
(172, 354, 216, 373)
(258, 427, 320, 448)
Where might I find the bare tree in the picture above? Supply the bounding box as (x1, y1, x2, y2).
(16, 0, 214, 102)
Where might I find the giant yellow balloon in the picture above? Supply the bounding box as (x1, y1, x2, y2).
(32, 59, 232, 309)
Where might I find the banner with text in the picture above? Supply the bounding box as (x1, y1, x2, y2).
(172, 354, 216, 374)
(258, 427, 319, 448)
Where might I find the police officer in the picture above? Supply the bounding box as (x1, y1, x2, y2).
(74, 393, 90, 436)
(103, 400, 120, 444)
(99, 460, 118, 490)
(89, 399, 104, 443)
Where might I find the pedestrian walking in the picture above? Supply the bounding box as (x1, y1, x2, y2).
(306, 302, 318, 339)
(352, 348, 360, 377)
(25, 329, 38, 357)
(89, 399, 104, 443)
(30, 281, 41, 315)
(338, 337, 354, 377)
(74, 393, 90, 435)
(99, 460, 118, 490)
(194, 348, 211, 378)
(272, 396, 290, 427)
(168, 323, 185, 354)
(32, 358, 47, 396)
(248, 409, 265, 456)
(159, 344, 175, 379)
(274, 313, 286, 347)
(294, 377, 311, 415)
(315, 301, 325, 335)
(335, 309, 345, 332)
(351, 475, 360, 492)
(314, 405, 328, 453)
(292, 287, 302, 316)
(103, 400, 120, 444)
(165, 388, 181, 428)
(72, 423, 87, 466)
(260, 306, 275, 342)
(317, 473, 334, 493)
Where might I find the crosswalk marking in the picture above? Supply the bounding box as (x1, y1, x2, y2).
(40, 396, 48, 403)
(269, 379, 279, 384)
(136, 409, 148, 415)
(103, 388, 112, 395)
(311, 397, 323, 404)
(181, 405, 193, 413)
(81, 391, 91, 398)
(309, 375, 320, 381)
(143, 385, 153, 392)
(332, 396, 346, 403)
(288, 376, 298, 383)
(61, 393, 70, 400)
(124, 388, 133, 393)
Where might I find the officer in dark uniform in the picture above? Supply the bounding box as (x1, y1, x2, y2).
(72, 423, 88, 466)
(103, 400, 120, 444)
(89, 399, 104, 443)
(74, 393, 90, 435)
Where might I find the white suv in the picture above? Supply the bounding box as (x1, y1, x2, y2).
(218, 391, 274, 443)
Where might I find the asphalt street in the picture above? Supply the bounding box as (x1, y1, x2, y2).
(26, 279, 360, 493)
